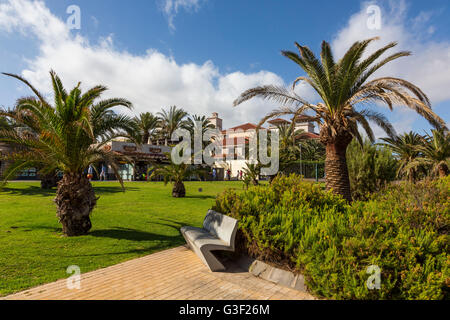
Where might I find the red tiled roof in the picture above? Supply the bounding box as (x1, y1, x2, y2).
(223, 123, 266, 132)
(268, 118, 290, 125)
(293, 115, 312, 123)
(296, 132, 320, 139)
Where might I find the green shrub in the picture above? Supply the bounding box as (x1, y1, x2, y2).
(212, 174, 449, 300)
(347, 139, 398, 200)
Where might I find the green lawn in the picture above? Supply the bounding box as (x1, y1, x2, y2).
(0, 180, 243, 296)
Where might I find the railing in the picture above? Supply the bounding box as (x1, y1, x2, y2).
(283, 160, 325, 181)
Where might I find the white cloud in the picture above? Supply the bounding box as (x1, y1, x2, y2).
(0, 0, 296, 128)
(332, 0, 450, 105)
(160, 0, 204, 32)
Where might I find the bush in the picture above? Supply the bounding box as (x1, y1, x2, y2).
(212, 174, 449, 300)
(347, 139, 398, 200)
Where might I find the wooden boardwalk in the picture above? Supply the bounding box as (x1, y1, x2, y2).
(3, 246, 315, 300)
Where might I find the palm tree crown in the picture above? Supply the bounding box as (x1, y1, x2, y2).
(133, 112, 159, 144)
(157, 106, 188, 145)
(409, 129, 450, 178)
(379, 131, 424, 182)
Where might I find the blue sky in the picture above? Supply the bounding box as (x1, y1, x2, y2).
(0, 0, 449, 136)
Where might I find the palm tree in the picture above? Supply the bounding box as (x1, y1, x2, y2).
(148, 153, 206, 198)
(298, 139, 326, 162)
(242, 162, 260, 187)
(132, 112, 159, 145)
(277, 123, 304, 163)
(181, 114, 215, 152)
(234, 38, 446, 201)
(0, 71, 134, 236)
(379, 131, 424, 183)
(0, 106, 60, 189)
(157, 106, 188, 146)
(408, 129, 450, 178)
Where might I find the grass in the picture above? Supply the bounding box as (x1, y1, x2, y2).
(0, 180, 244, 296)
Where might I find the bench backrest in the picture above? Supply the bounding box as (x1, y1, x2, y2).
(203, 210, 238, 248)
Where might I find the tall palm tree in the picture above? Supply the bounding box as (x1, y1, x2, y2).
(181, 114, 215, 152)
(157, 106, 188, 146)
(234, 38, 446, 201)
(379, 131, 424, 183)
(132, 112, 159, 144)
(408, 129, 450, 178)
(0, 71, 134, 236)
(148, 153, 206, 198)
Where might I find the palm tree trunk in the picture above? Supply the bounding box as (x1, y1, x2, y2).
(54, 172, 97, 236)
(142, 133, 149, 145)
(172, 181, 186, 198)
(438, 163, 449, 178)
(325, 142, 352, 202)
(40, 170, 58, 189)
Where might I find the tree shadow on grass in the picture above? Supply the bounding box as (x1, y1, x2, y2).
(0, 186, 56, 197)
(0, 185, 139, 197)
(150, 217, 204, 231)
(184, 195, 215, 200)
(93, 186, 140, 194)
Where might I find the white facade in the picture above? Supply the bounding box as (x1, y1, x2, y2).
(210, 113, 318, 179)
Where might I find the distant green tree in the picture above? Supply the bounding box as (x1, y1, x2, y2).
(148, 153, 206, 198)
(347, 138, 397, 200)
(380, 132, 424, 183)
(408, 129, 450, 178)
(132, 112, 159, 144)
(181, 114, 215, 152)
(157, 106, 188, 146)
(299, 139, 326, 162)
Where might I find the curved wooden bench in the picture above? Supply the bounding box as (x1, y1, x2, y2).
(181, 210, 238, 272)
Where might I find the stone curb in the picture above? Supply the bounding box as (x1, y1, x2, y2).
(235, 256, 308, 294)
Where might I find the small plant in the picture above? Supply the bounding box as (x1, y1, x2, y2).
(148, 153, 207, 198)
(242, 162, 260, 188)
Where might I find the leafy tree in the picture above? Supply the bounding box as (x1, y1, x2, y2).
(234, 38, 446, 201)
(347, 138, 397, 200)
(0, 71, 134, 236)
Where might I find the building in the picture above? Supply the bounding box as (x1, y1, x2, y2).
(106, 141, 171, 181)
(210, 113, 319, 180)
(0, 142, 39, 180)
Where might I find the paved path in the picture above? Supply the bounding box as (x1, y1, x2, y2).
(4, 246, 314, 300)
